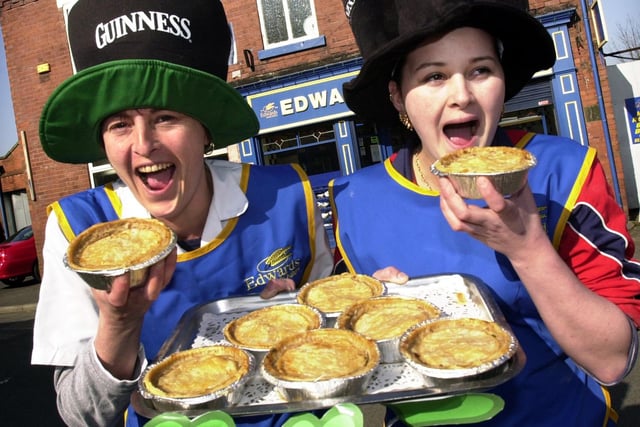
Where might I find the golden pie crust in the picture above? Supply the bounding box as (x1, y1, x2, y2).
(433, 146, 535, 175)
(401, 317, 514, 370)
(66, 218, 174, 271)
(262, 328, 379, 382)
(142, 345, 251, 398)
(337, 296, 441, 340)
(223, 304, 322, 350)
(297, 273, 384, 314)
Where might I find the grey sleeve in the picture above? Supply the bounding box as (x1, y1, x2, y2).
(53, 341, 145, 427)
(617, 317, 639, 384)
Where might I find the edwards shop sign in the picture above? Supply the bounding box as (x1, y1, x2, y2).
(246, 71, 358, 133)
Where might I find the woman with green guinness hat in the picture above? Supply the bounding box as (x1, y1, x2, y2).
(32, 0, 333, 425)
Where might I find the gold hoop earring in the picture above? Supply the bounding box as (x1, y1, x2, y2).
(205, 141, 215, 154)
(399, 112, 413, 131)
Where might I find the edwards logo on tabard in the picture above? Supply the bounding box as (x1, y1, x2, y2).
(95, 11, 192, 49)
(244, 246, 302, 291)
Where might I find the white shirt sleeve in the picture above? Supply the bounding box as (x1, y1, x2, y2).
(31, 212, 100, 366)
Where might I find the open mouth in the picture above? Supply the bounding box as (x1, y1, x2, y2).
(443, 121, 478, 147)
(137, 163, 175, 190)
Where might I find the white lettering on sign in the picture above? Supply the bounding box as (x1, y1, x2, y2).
(279, 88, 345, 116)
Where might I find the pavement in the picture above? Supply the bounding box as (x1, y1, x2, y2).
(1, 224, 640, 425)
(0, 279, 39, 323)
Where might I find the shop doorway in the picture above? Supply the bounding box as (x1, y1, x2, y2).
(260, 121, 341, 188)
(500, 105, 558, 136)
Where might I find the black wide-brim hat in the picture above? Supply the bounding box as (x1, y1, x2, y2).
(40, 0, 258, 164)
(342, 0, 556, 124)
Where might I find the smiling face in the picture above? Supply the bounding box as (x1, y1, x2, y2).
(101, 109, 211, 232)
(389, 27, 506, 167)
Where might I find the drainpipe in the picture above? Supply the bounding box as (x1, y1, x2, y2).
(579, 0, 622, 207)
(0, 166, 8, 240)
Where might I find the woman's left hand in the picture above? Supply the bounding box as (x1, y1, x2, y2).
(260, 278, 296, 299)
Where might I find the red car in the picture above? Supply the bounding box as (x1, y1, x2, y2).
(0, 225, 40, 286)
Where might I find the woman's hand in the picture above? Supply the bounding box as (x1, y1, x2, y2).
(260, 278, 296, 299)
(438, 176, 547, 263)
(91, 248, 177, 379)
(92, 247, 177, 317)
(372, 266, 409, 284)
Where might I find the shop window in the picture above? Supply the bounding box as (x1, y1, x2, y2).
(353, 121, 410, 167)
(257, 0, 324, 59)
(500, 106, 558, 136)
(261, 122, 340, 179)
(89, 159, 118, 187)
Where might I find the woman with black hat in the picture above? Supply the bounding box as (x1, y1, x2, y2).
(331, 0, 640, 425)
(31, 0, 333, 426)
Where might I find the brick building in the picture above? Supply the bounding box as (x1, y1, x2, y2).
(0, 0, 627, 268)
(0, 138, 32, 238)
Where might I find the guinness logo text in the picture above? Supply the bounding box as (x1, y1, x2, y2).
(95, 11, 192, 49)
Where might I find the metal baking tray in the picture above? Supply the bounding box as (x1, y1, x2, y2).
(132, 274, 525, 418)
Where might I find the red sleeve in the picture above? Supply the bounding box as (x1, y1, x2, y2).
(557, 158, 640, 326)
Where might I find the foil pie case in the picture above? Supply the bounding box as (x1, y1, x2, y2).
(335, 295, 441, 363)
(222, 303, 325, 365)
(260, 328, 381, 401)
(133, 274, 525, 418)
(296, 273, 387, 326)
(63, 219, 178, 290)
(139, 343, 256, 412)
(431, 149, 537, 199)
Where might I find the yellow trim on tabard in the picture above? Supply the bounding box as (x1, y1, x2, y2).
(599, 385, 619, 426)
(176, 164, 251, 262)
(552, 147, 596, 249)
(513, 131, 536, 149)
(328, 180, 349, 271)
(290, 163, 316, 285)
(178, 215, 240, 262)
(385, 157, 438, 195)
(329, 179, 355, 274)
(46, 183, 122, 243)
(103, 182, 122, 217)
(47, 201, 77, 242)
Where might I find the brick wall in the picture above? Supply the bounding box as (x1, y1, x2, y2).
(0, 0, 91, 268)
(224, 0, 360, 83)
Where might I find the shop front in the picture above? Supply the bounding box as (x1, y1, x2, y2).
(239, 60, 399, 245)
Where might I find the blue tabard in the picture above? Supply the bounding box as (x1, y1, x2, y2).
(330, 133, 617, 426)
(51, 163, 318, 427)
